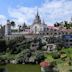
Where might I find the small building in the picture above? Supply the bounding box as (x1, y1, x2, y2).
(5, 20, 11, 36)
(43, 44, 56, 52)
(62, 35, 72, 48)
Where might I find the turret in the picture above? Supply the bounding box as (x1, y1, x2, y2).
(5, 20, 11, 36)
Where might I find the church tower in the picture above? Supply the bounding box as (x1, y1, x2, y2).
(31, 11, 47, 34)
(5, 20, 11, 36)
(33, 11, 41, 25)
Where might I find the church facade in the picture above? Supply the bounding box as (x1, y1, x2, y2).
(0, 11, 72, 40)
(30, 12, 47, 34)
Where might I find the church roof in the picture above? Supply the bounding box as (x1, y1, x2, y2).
(33, 11, 41, 24)
(48, 26, 59, 30)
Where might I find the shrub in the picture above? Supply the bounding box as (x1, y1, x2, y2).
(35, 51, 45, 63)
(16, 49, 32, 64)
(44, 61, 59, 72)
(0, 39, 7, 52)
(68, 58, 72, 66)
(52, 52, 60, 59)
(69, 69, 72, 72)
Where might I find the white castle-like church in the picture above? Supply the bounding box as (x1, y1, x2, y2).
(0, 11, 72, 40)
(30, 11, 47, 34)
(5, 11, 48, 36)
(0, 11, 72, 48)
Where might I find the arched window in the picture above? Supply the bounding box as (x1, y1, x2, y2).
(35, 26, 37, 33)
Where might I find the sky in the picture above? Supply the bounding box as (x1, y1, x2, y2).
(0, 0, 72, 26)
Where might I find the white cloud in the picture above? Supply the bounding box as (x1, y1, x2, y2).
(8, 7, 37, 26)
(8, 0, 72, 26)
(0, 15, 7, 25)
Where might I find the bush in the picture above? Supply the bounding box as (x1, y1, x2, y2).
(60, 54, 67, 60)
(35, 51, 45, 63)
(52, 52, 60, 59)
(68, 58, 72, 66)
(16, 49, 32, 64)
(69, 69, 72, 72)
(44, 61, 59, 72)
(0, 39, 7, 52)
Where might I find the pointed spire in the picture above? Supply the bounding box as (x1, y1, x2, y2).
(33, 10, 41, 24)
(37, 9, 39, 16)
(35, 10, 40, 19)
(42, 19, 45, 25)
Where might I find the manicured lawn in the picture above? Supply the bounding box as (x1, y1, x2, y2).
(6, 64, 41, 72)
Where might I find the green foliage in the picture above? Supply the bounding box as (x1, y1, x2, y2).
(52, 52, 60, 59)
(11, 21, 15, 27)
(61, 48, 72, 58)
(15, 49, 32, 63)
(7, 36, 27, 54)
(44, 61, 59, 72)
(35, 51, 45, 63)
(0, 52, 15, 61)
(68, 59, 72, 66)
(15, 50, 45, 64)
(0, 39, 7, 52)
(64, 21, 72, 29)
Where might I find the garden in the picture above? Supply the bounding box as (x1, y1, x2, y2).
(0, 37, 72, 72)
(45, 48, 72, 72)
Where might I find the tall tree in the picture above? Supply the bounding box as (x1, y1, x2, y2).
(54, 22, 61, 27)
(64, 21, 71, 29)
(11, 21, 15, 27)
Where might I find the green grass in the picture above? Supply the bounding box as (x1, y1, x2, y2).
(0, 65, 6, 68)
(6, 64, 41, 72)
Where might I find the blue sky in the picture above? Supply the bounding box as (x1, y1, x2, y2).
(0, 0, 43, 17)
(0, 0, 72, 26)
